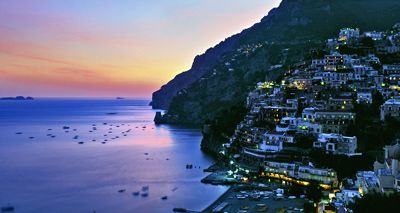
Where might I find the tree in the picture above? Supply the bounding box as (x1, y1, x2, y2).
(361, 37, 374, 48)
(306, 181, 323, 204)
(351, 192, 400, 213)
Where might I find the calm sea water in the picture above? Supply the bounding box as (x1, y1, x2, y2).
(0, 98, 227, 213)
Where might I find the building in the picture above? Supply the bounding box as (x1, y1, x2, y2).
(314, 133, 358, 155)
(339, 28, 360, 42)
(335, 189, 361, 205)
(260, 106, 297, 124)
(383, 64, 400, 75)
(373, 143, 400, 192)
(263, 131, 295, 144)
(380, 99, 400, 121)
(262, 161, 338, 186)
(324, 53, 344, 71)
(311, 59, 326, 69)
(364, 31, 384, 41)
(277, 117, 323, 134)
(315, 111, 356, 134)
(355, 171, 380, 194)
(357, 92, 373, 104)
(327, 98, 354, 111)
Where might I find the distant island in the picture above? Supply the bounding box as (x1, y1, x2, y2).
(0, 96, 34, 101)
(116, 97, 125, 100)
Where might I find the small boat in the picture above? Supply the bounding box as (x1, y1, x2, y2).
(78, 142, 84, 144)
(118, 189, 126, 193)
(1, 205, 15, 212)
(132, 191, 140, 196)
(161, 196, 168, 200)
(142, 186, 149, 191)
(141, 192, 148, 197)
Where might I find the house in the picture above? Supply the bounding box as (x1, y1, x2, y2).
(383, 64, 400, 75)
(339, 28, 360, 42)
(314, 133, 358, 156)
(335, 189, 361, 205)
(355, 171, 380, 194)
(314, 111, 356, 134)
(263, 131, 295, 144)
(364, 31, 384, 41)
(373, 143, 400, 192)
(260, 106, 297, 124)
(324, 53, 344, 71)
(302, 107, 318, 121)
(327, 98, 354, 111)
(357, 92, 373, 104)
(380, 98, 400, 121)
(311, 59, 326, 69)
(263, 161, 338, 186)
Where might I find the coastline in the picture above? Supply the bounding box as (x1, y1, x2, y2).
(200, 186, 233, 213)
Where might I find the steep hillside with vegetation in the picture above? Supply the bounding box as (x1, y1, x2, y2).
(152, 0, 400, 135)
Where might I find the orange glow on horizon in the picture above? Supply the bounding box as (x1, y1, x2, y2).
(0, 0, 281, 98)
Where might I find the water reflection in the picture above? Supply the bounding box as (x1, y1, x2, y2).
(0, 99, 227, 213)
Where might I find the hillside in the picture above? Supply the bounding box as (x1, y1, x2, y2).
(152, 0, 400, 127)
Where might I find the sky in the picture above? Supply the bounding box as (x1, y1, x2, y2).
(0, 0, 281, 98)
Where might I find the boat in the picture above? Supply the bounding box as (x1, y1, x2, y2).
(141, 192, 148, 197)
(1, 205, 15, 212)
(132, 191, 140, 196)
(78, 142, 84, 144)
(161, 196, 168, 200)
(118, 189, 126, 193)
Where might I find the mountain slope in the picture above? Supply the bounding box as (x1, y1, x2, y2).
(152, 0, 400, 121)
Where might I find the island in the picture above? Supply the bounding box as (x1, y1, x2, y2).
(0, 96, 34, 101)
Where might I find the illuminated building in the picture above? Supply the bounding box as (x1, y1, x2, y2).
(314, 133, 358, 156)
(380, 98, 400, 121)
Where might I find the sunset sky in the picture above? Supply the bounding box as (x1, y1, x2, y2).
(0, 0, 281, 98)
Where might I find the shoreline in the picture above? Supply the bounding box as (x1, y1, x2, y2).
(200, 186, 233, 213)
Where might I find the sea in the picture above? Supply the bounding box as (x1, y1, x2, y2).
(0, 98, 227, 213)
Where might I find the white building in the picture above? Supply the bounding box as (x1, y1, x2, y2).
(339, 28, 360, 42)
(373, 143, 400, 192)
(355, 171, 380, 194)
(357, 92, 373, 104)
(380, 98, 400, 121)
(314, 133, 357, 155)
(364, 31, 384, 41)
(383, 64, 400, 75)
(263, 131, 295, 144)
(335, 189, 361, 204)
